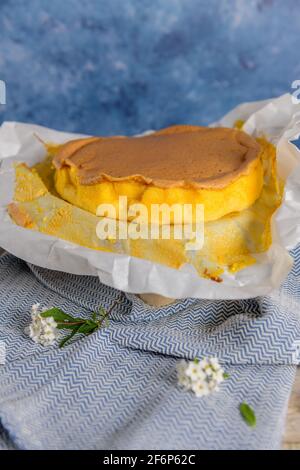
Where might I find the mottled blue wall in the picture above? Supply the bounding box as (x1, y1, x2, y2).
(0, 0, 299, 135)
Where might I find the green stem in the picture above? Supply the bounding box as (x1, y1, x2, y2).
(99, 299, 120, 326)
(57, 320, 85, 326)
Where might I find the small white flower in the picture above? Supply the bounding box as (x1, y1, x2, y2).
(209, 356, 220, 367)
(31, 303, 40, 315)
(191, 380, 210, 397)
(177, 357, 226, 397)
(204, 365, 213, 377)
(25, 304, 59, 347)
(185, 362, 205, 382)
(198, 358, 209, 369)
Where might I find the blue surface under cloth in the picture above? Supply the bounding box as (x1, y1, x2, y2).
(0, 249, 300, 450)
(0, 1, 299, 135)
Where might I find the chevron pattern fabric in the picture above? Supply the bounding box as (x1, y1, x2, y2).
(0, 247, 300, 450)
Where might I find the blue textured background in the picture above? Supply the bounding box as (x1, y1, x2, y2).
(0, 0, 299, 135)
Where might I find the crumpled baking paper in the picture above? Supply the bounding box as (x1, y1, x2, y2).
(0, 93, 300, 299)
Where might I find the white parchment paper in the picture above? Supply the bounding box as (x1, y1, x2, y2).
(1, 93, 300, 299)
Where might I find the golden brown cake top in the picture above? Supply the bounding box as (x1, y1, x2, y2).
(53, 125, 261, 189)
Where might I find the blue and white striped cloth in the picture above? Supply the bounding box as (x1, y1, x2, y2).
(0, 248, 300, 450)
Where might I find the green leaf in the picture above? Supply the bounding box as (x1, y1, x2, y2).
(193, 358, 200, 364)
(77, 322, 99, 335)
(86, 320, 98, 326)
(239, 402, 256, 428)
(41, 308, 75, 323)
(223, 372, 230, 379)
(59, 325, 81, 348)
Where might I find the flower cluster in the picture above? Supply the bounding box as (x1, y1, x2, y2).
(177, 357, 226, 397)
(25, 303, 59, 346)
